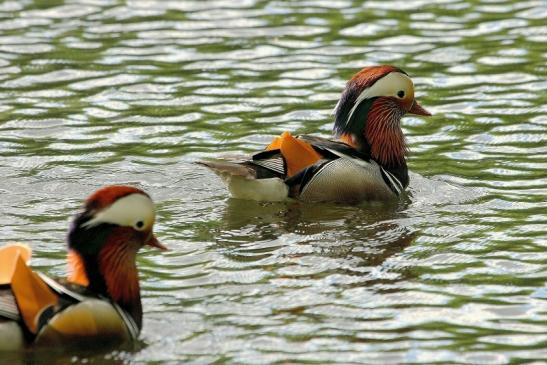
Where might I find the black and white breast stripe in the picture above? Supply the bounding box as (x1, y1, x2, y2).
(380, 167, 404, 195)
(113, 302, 140, 340)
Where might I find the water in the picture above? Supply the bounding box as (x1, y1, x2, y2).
(1, 0, 546, 364)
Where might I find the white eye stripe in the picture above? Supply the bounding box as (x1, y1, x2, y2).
(346, 72, 413, 126)
(82, 193, 155, 230)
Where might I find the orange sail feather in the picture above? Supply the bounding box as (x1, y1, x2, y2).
(266, 132, 321, 177)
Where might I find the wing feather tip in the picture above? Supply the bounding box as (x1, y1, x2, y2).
(197, 159, 256, 179)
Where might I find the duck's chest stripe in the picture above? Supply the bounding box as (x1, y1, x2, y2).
(113, 302, 139, 339)
(380, 167, 404, 195)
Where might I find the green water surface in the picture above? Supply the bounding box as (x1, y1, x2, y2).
(0, 0, 546, 364)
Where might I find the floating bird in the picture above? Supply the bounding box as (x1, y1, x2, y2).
(0, 186, 166, 350)
(200, 65, 431, 203)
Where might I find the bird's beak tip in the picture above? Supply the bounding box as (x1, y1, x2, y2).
(146, 234, 169, 251)
(409, 100, 432, 116)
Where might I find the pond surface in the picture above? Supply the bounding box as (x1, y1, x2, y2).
(0, 0, 546, 364)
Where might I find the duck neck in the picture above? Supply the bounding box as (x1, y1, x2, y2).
(364, 98, 407, 168)
(68, 239, 142, 330)
(97, 238, 142, 330)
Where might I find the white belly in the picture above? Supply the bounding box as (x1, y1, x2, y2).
(227, 176, 289, 202)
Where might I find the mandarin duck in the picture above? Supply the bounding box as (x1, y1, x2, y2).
(0, 186, 166, 350)
(200, 65, 431, 204)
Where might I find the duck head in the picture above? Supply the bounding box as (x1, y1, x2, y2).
(333, 65, 431, 167)
(66, 186, 166, 330)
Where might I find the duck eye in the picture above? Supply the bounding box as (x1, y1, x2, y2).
(135, 221, 144, 229)
(397, 90, 405, 98)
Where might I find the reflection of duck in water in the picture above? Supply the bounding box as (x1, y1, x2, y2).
(0, 186, 166, 351)
(200, 65, 431, 204)
(212, 198, 415, 272)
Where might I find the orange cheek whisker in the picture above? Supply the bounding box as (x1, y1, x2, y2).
(67, 250, 89, 286)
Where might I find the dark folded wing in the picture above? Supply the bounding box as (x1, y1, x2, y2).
(298, 135, 371, 161)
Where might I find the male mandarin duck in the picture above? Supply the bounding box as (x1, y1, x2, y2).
(0, 186, 166, 350)
(200, 65, 431, 203)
